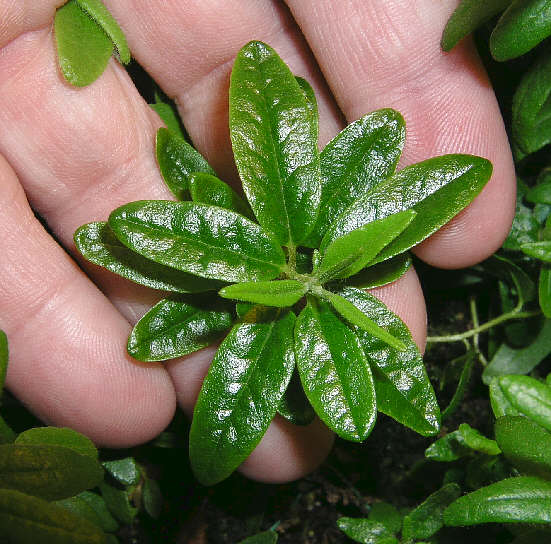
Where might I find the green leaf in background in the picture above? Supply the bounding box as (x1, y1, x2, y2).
(230, 41, 321, 246)
(317, 210, 416, 282)
(143, 476, 163, 519)
(321, 155, 492, 261)
(55, 491, 118, 533)
(502, 184, 542, 250)
(220, 280, 307, 308)
(426, 424, 500, 461)
(155, 128, 215, 199)
(345, 253, 412, 290)
(295, 299, 376, 442)
(458, 423, 502, 454)
(127, 296, 233, 362)
(337, 287, 440, 436)
(189, 309, 296, 485)
(402, 483, 461, 541)
(490, 0, 551, 61)
(495, 416, 551, 478)
(0, 444, 104, 501)
(75, 222, 222, 293)
(150, 93, 185, 139)
(109, 200, 286, 283)
(54, 0, 113, 87)
(15, 427, 98, 459)
(442, 351, 475, 420)
(441, 0, 512, 51)
(323, 291, 405, 351)
(75, 0, 130, 63)
(526, 171, 551, 205)
(512, 49, 551, 155)
(521, 241, 551, 262)
(238, 530, 278, 544)
(482, 320, 551, 383)
(102, 457, 140, 486)
(277, 368, 316, 426)
(368, 502, 402, 534)
(0, 488, 108, 544)
(494, 375, 551, 431)
(444, 476, 551, 525)
(337, 517, 398, 544)
(305, 109, 406, 247)
(189, 172, 253, 218)
(489, 378, 521, 418)
(540, 266, 551, 317)
(99, 482, 137, 525)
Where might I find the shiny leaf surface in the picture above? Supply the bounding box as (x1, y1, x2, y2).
(337, 517, 398, 544)
(521, 241, 551, 261)
(220, 280, 306, 307)
(337, 287, 440, 436)
(15, 427, 98, 459)
(156, 128, 215, 199)
(321, 155, 492, 261)
(54, 0, 113, 87)
(109, 200, 286, 283)
(0, 444, 104, 501)
(128, 296, 233, 362)
(102, 458, 140, 486)
(317, 210, 415, 282)
(295, 299, 376, 442)
(75, 222, 222, 293)
(189, 309, 296, 485)
(306, 109, 405, 247)
(230, 41, 321, 245)
(444, 476, 551, 525)
(345, 253, 412, 289)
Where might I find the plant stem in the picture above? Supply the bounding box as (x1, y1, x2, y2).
(426, 309, 540, 344)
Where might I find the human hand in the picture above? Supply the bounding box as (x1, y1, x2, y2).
(0, 0, 515, 483)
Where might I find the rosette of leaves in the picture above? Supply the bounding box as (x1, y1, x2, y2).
(75, 40, 492, 485)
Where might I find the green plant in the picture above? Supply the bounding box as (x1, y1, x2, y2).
(74, 40, 492, 486)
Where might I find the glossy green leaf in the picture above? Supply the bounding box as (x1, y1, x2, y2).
(526, 179, 551, 206)
(490, 378, 521, 418)
(0, 489, 108, 544)
(495, 416, 551, 478)
(338, 287, 440, 436)
(220, 280, 306, 308)
(15, 427, 98, 459)
(296, 76, 318, 131)
(0, 444, 104, 501)
(490, 253, 537, 305)
(54, 0, 113, 87)
(155, 128, 215, 199)
(444, 476, 551, 525)
(109, 200, 286, 283)
(368, 503, 402, 534)
(102, 458, 140, 486)
(189, 172, 253, 218)
(75, 222, 222, 293)
(277, 368, 316, 426)
(337, 518, 398, 544)
(0, 330, 7, 395)
(323, 291, 405, 351)
(238, 531, 278, 544)
(317, 210, 416, 282)
(75, 0, 130, 63)
(491, 0, 551, 61)
(321, 155, 492, 261)
(345, 253, 412, 290)
(229, 41, 321, 246)
(521, 241, 551, 261)
(512, 50, 551, 155)
(425, 431, 470, 462)
(295, 299, 376, 442)
(539, 266, 551, 317)
(150, 95, 185, 139)
(99, 482, 137, 525)
(55, 491, 118, 533)
(402, 483, 461, 540)
(189, 309, 296, 485)
(127, 296, 233, 362)
(458, 423, 501, 455)
(441, 0, 512, 51)
(496, 375, 551, 431)
(482, 320, 551, 383)
(305, 109, 405, 247)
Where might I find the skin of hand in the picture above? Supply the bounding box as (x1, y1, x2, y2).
(0, 0, 515, 483)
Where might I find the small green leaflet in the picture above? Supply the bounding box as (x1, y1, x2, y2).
(75, 222, 223, 293)
(189, 309, 295, 485)
(337, 517, 398, 544)
(55, 491, 119, 533)
(99, 482, 137, 525)
(156, 128, 215, 200)
(15, 427, 98, 459)
(230, 41, 321, 246)
(109, 200, 286, 283)
(295, 299, 376, 442)
(368, 502, 402, 534)
(345, 253, 412, 290)
(150, 93, 186, 139)
(102, 458, 140, 486)
(128, 296, 233, 362)
(489, 378, 521, 418)
(220, 280, 307, 307)
(55, 0, 113, 87)
(444, 476, 551, 525)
